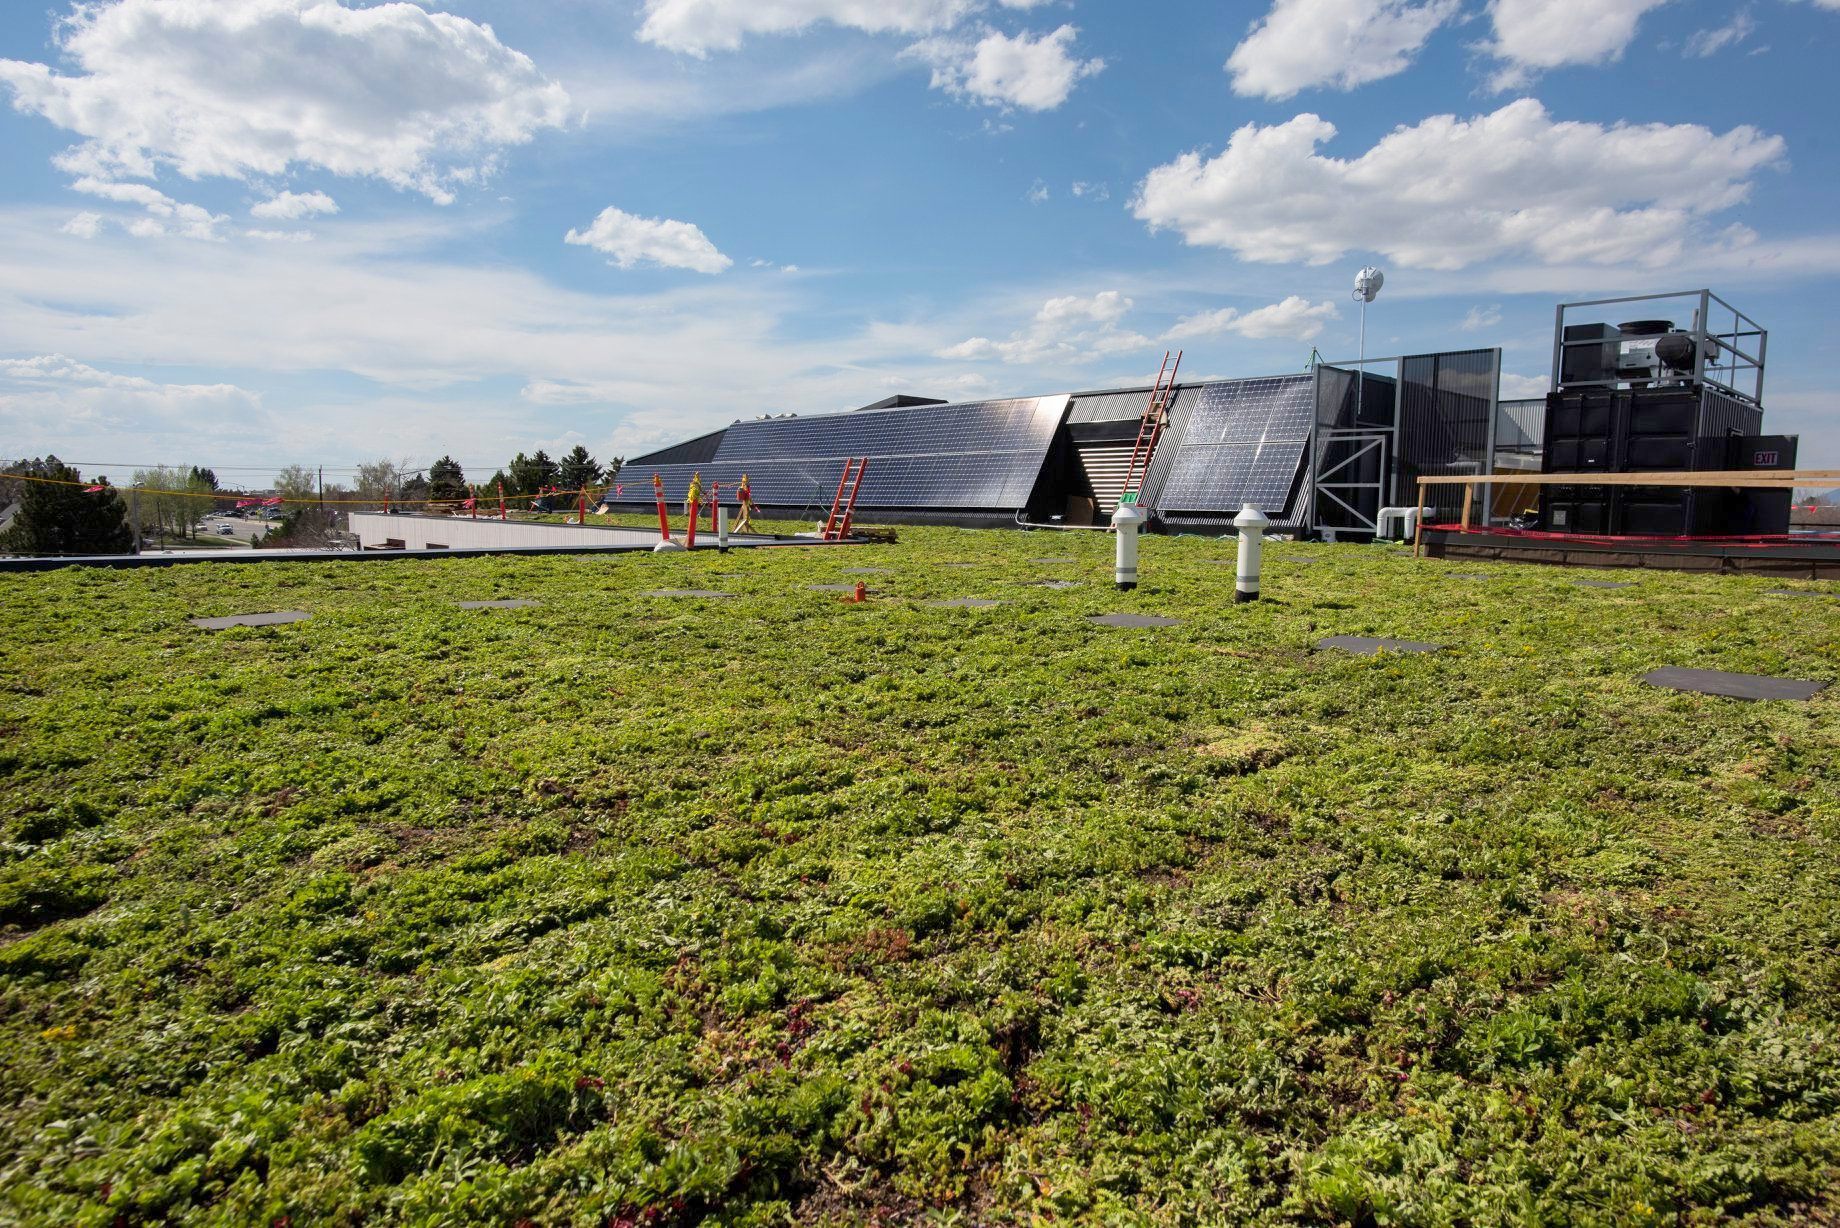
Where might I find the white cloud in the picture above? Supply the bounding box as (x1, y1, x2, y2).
(564, 206, 733, 274)
(61, 212, 102, 239)
(639, 0, 975, 55)
(245, 229, 314, 243)
(635, 0, 1058, 56)
(939, 290, 1151, 363)
(1070, 181, 1109, 201)
(1132, 100, 1786, 270)
(1227, 0, 1461, 100)
(1167, 296, 1341, 342)
(1461, 304, 1503, 331)
(1483, 0, 1669, 89)
(1497, 372, 1550, 398)
(1026, 179, 1050, 204)
(0, 209, 993, 462)
(0, 0, 569, 203)
(70, 176, 226, 240)
(1686, 8, 1757, 56)
(251, 190, 339, 220)
(0, 354, 266, 453)
(907, 25, 1105, 110)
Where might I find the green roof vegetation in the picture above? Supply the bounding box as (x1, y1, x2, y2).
(3, 527, 1838, 1225)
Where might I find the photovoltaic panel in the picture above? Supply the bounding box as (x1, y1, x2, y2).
(624, 396, 1067, 511)
(1152, 376, 1314, 514)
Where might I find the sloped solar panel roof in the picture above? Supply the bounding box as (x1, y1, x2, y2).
(629, 395, 1069, 511)
(1145, 376, 1314, 516)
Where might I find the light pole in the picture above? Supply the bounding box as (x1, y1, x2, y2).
(1353, 265, 1384, 425)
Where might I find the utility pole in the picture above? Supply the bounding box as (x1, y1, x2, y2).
(129, 484, 141, 554)
(317, 466, 324, 517)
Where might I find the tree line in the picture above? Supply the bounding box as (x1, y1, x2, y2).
(1, 445, 628, 556)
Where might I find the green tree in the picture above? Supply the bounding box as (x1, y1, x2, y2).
(354, 459, 409, 511)
(274, 465, 317, 502)
(558, 445, 602, 494)
(131, 465, 212, 542)
(429, 456, 467, 503)
(0, 457, 133, 556)
(505, 451, 559, 496)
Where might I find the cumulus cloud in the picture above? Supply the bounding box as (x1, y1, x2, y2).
(1497, 372, 1551, 398)
(1227, 0, 1461, 100)
(0, 354, 264, 443)
(939, 290, 1151, 363)
(0, 0, 569, 203)
(251, 190, 339, 220)
(1482, 0, 1669, 89)
(636, 0, 1052, 55)
(1167, 296, 1341, 342)
(1132, 100, 1786, 270)
(565, 206, 733, 274)
(908, 25, 1104, 110)
(70, 176, 226, 240)
(61, 212, 103, 239)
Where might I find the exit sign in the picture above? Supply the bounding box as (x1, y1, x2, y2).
(1753, 450, 1780, 467)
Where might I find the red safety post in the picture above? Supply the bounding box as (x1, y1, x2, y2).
(653, 474, 671, 542)
(577, 487, 586, 525)
(469, 485, 477, 519)
(685, 471, 704, 549)
(852, 580, 867, 603)
(498, 482, 506, 521)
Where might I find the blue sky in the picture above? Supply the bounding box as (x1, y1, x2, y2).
(1, 0, 1837, 486)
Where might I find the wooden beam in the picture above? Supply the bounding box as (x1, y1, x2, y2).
(1460, 482, 1474, 532)
(1418, 470, 1838, 490)
(1413, 480, 1426, 558)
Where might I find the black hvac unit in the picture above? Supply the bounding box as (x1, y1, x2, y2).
(1539, 385, 1766, 535)
(1729, 434, 1797, 535)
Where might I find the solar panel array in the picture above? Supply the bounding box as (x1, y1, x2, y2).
(1153, 376, 1315, 514)
(621, 396, 1067, 511)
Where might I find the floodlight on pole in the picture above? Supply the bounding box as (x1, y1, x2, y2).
(1351, 265, 1384, 426)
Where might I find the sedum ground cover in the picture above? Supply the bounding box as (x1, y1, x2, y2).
(2, 526, 1839, 1227)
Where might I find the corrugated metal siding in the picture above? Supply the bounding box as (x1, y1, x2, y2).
(1700, 388, 1763, 440)
(1497, 399, 1544, 453)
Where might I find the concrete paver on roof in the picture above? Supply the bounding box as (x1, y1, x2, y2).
(1639, 667, 1827, 701)
(190, 610, 312, 630)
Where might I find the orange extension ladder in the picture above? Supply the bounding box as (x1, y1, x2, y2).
(1119, 350, 1182, 504)
(822, 457, 869, 540)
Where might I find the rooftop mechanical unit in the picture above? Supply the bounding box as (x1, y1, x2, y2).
(1541, 290, 1791, 536)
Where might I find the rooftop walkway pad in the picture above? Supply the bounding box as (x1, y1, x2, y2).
(189, 611, 312, 630)
(1640, 667, 1827, 701)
